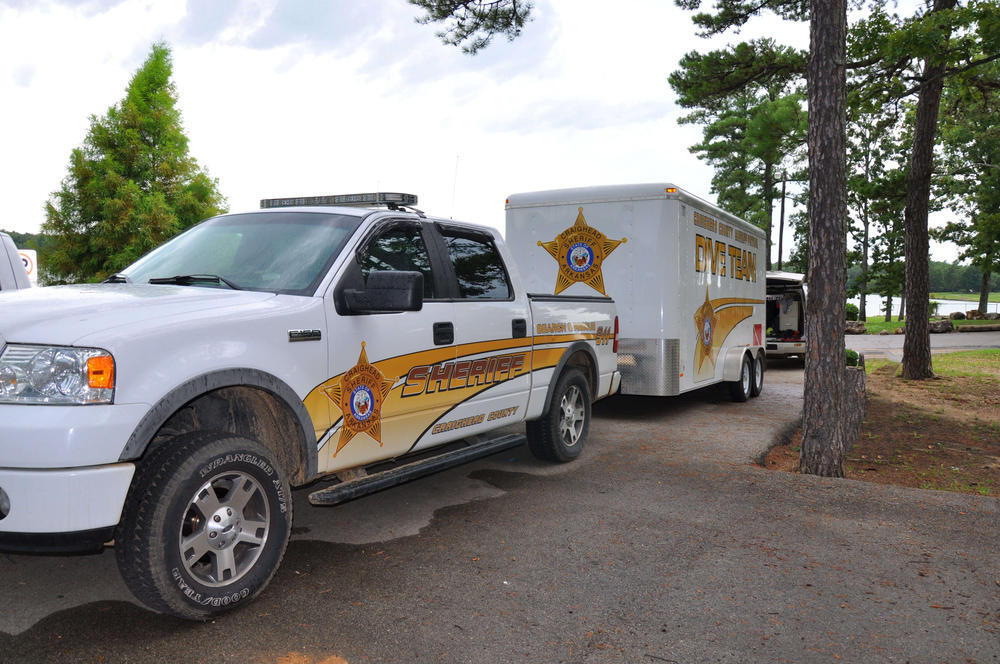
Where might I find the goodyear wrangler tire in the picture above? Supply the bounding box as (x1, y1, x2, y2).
(750, 353, 765, 398)
(526, 369, 591, 463)
(729, 354, 752, 402)
(115, 431, 292, 620)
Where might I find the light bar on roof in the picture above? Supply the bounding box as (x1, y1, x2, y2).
(259, 192, 418, 209)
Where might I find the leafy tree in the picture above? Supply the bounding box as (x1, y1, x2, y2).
(933, 59, 1000, 313)
(409, 0, 533, 54)
(43, 43, 226, 283)
(669, 39, 808, 268)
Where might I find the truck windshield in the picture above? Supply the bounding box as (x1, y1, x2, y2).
(123, 211, 363, 295)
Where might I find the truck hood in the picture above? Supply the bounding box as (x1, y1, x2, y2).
(0, 284, 283, 347)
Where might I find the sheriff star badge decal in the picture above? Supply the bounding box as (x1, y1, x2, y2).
(324, 342, 394, 455)
(693, 287, 721, 372)
(538, 208, 626, 296)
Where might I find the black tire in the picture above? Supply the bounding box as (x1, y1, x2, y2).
(115, 431, 292, 620)
(526, 368, 591, 463)
(749, 353, 765, 398)
(728, 354, 752, 402)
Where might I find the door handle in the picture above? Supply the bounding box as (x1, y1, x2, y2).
(433, 321, 454, 345)
(512, 318, 527, 339)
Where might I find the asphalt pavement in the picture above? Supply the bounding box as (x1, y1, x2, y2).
(846, 328, 1000, 362)
(0, 358, 997, 663)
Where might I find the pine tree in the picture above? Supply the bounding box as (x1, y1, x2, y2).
(43, 42, 226, 283)
(409, 0, 533, 54)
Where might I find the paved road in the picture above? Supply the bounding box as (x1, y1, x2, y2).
(846, 328, 1000, 362)
(1, 362, 996, 663)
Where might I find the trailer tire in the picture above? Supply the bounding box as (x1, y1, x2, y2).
(115, 431, 292, 620)
(750, 353, 764, 398)
(526, 369, 591, 463)
(728, 354, 752, 402)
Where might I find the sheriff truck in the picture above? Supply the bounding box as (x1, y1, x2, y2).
(0, 193, 620, 619)
(506, 183, 766, 402)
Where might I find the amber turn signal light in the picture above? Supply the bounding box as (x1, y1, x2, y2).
(87, 355, 115, 389)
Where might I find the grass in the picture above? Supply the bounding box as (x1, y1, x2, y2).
(931, 349, 1000, 377)
(930, 291, 1000, 303)
(865, 349, 1000, 378)
(854, 317, 999, 335)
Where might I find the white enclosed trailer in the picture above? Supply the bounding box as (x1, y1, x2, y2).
(506, 183, 766, 400)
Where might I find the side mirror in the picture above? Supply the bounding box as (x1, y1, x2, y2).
(344, 270, 423, 314)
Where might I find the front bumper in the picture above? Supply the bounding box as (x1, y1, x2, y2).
(0, 463, 135, 538)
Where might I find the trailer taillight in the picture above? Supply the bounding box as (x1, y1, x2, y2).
(613, 316, 619, 353)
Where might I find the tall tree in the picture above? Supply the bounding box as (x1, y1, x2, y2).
(409, 0, 533, 54)
(934, 59, 1000, 313)
(669, 39, 808, 267)
(900, 0, 959, 379)
(799, 0, 849, 476)
(43, 43, 226, 283)
(672, 0, 850, 475)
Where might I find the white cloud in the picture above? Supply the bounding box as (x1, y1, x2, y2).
(0, 0, 961, 266)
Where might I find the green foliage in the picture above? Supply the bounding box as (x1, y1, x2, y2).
(409, 0, 533, 54)
(846, 349, 861, 367)
(932, 58, 1000, 308)
(669, 38, 807, 266)
(846, 302, 859, 321)
(43, 43, 226, 283)
(673, 0, 808, 38)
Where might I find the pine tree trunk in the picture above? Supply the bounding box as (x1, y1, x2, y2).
(800, 0, 848, 477)
(979, 271, 990, 314)
(901, 0, 956, 380)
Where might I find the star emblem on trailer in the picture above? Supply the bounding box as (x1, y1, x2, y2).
(538, 208, 626, 296)
(693, 287, 721, 372)
(324, 342, 395, 455)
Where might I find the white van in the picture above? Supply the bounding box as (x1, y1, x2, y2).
(506, 183, 767, 401)
(765, 271, 807, 359)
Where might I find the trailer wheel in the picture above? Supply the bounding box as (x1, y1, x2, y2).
(526, 369, 591, 463)
(115, 431, 292, 620)
(750, 353, 765, 398)
(728, 354, 752, 402)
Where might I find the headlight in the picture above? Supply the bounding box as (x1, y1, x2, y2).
(0, 344, 115, 405)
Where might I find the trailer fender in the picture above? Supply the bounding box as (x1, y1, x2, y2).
(722, 347, 752, 382)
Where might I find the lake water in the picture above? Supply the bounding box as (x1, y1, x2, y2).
(856, 294, 1000, 319)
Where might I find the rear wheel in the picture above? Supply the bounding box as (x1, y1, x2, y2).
(526, 369, 591, 463)
(728, 354, 752, 402)
(115, 431, 292, 620)
(750, 353, 765, 398)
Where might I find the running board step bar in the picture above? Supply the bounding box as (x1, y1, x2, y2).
(308, 432, 526, 506)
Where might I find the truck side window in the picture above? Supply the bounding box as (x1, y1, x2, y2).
(359, 225, 436, 298)
(441, 231, 512, 300)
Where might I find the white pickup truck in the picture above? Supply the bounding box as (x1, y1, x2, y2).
(0, 193, 620, 619)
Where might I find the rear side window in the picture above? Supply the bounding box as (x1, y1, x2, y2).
(441, 231, 512, 300)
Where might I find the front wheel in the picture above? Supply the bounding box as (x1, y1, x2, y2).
(728, 354, 752, 402)
(526, 368, 591, 463)
(115, 431, 292, 620)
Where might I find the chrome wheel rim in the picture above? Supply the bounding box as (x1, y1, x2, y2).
(178, 470, 270, 587)
(742, 361, 751, 394)
(753, 359, 763, 391)
(558, 385, 586, 448)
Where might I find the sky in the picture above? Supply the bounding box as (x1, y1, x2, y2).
(0, 0, 961, 264)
